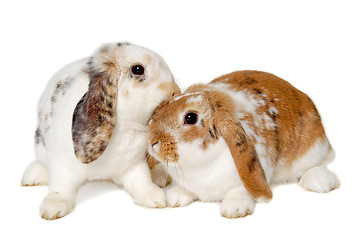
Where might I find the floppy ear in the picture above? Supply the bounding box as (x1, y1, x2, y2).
(72, 47, 120, 164)
(206, 90, 273, 201)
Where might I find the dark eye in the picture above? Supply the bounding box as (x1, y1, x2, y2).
(184, 112, 198, 125)
(131, 65, 145, 75)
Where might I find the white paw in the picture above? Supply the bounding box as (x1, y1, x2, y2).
(21, 161, 48, 186)
(220, 195, 255, 219)
(133, 185, 167, 208)
(300, 166, 340, 193)
(40, 192, 75, 220)
(165, 185, 194, 208)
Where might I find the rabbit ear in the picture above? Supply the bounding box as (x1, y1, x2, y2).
(206, 90, 273, 201)
(72, 52, 120, 164)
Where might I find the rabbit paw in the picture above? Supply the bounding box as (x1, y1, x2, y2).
(21, 161, 48, 186)
(165, 185, 195, 208)
(133, 185, 167, 208)
(220, 190, 255, 219)
(40, 192, 75, 220)
(300, 166, 340, 193)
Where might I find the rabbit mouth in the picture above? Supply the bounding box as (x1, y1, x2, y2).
(148, 141, 179, 164)
(148, 144, 160, 160)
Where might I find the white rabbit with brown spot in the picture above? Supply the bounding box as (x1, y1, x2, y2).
(147, 70, 339, 218)
(21, 42, 180, 220)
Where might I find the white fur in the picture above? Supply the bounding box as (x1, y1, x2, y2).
(213, 85, 339, 188)
(161, 138, 256, 217)
(272, 139, 334, 184)
(22, 43, 177, 219)
(299, 166, 340, 193)
(151, 83, 339, 218)
(186, 95, 203, 104)
(170, 92, 202, 103)
(161, 136, 337, 218)
(220, 187, 255, 218)
(165, 139, 244, 202)
(165, 184, 195, 208)
(21, 161, 48, 186)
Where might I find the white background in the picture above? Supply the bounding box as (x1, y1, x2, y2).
(1, 0, 360, 239)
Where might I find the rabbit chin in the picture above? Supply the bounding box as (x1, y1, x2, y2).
(165, 138, 244, 202)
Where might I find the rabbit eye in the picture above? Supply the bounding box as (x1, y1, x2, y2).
(131, 65, 145, 75)
(184, 112, 198, 125)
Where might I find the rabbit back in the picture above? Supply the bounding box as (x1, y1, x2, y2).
(210, 71, 331, 182)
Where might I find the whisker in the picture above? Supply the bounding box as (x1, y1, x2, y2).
(153, 166, 164, 183)
(166, 161, 169, 182)
(173, 162, 179, 183)
(176, 161, 192, 193)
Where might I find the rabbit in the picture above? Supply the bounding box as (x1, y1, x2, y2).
(21, 42, 180, 220)
(147, 70, 340, 219)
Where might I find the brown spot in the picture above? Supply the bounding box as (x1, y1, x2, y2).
(247, 157, 257, 173)
(157, 81, 181, 97)
(209, 130, 215, 139)
(144, 54, 153, 64)
(157, 82, 170, 91)
(121, 89, 129, 98)
(99, 46, 109, 53)
(211, 70, 327, 166)
(253, 88, 262, 95)
(34, 127, 43, 145)
(243, 77, 258, 85)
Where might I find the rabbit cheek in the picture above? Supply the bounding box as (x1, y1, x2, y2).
(158, 141, 179, 163)
(181, 123, 219, 151)
(157, 81, 181, 97)
(149, 132, 179, 163)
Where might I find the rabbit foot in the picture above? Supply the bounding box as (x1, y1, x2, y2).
(21, 161, 48, 186)
(300, 166, 340, 193)
(165, 184, 195, 208)
(40, 192, 75, 220)
(133, 184, 167, 208)
(220, 188, 255, 219)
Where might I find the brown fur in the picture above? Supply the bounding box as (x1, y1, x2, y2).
(148, 87, 272, 200)
(148, 70, 327, 201)
(158, 81, 180, 96)
(72, 65, 119, 164)
(203, 88, 272, 200)
(72, 43, 181, 164)
(211, 71, 326, 165)
(72, 44, 123, 164)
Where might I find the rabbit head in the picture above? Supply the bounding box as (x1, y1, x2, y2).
(72, 42, 180, 164)
(147, 84, 272, 201)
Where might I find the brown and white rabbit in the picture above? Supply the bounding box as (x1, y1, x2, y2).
(147, 70, 340, 218)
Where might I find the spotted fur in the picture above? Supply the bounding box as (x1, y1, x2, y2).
(21, 42, 180, 220)
(147, 70, 339, 218)
(72, 62, 119, 163)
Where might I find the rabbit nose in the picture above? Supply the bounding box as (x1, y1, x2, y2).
(151, 141, 160, 152)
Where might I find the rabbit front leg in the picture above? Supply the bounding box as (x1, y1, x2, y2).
(118, 161, 167, 208)
(40, 158, 83, 220)
(220, 187, 256, 219)
(164, 183, 196, 208)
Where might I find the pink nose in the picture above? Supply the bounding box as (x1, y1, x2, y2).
(151, 141, 160, 152)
